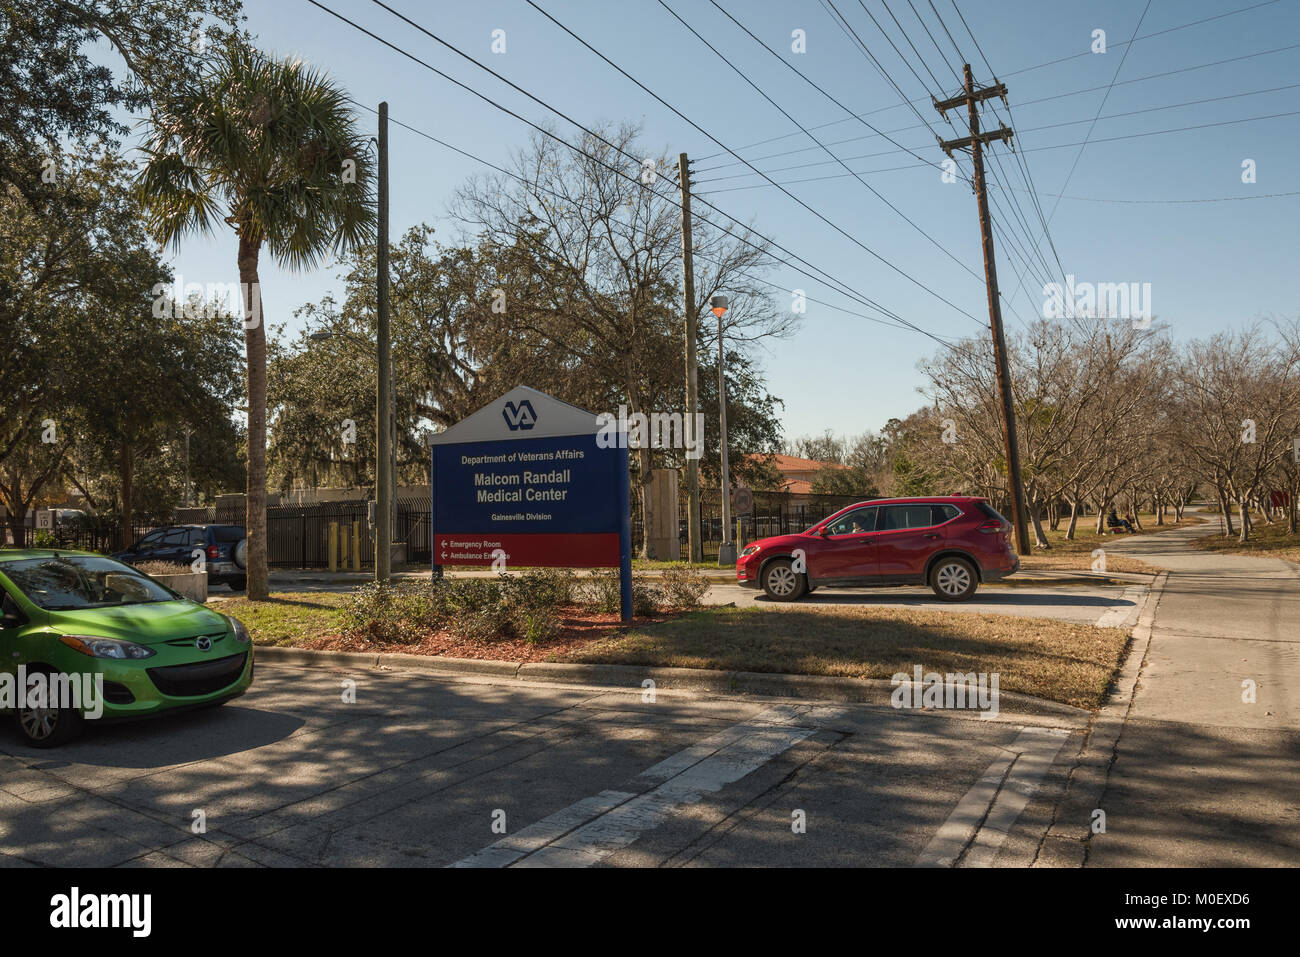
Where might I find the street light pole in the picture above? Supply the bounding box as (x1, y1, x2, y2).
(376, 101, 392, 581)
(711, 296, 735, 567)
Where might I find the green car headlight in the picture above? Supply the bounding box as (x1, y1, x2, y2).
(59, 635, 156, 659)
(225, 615, 250, 643)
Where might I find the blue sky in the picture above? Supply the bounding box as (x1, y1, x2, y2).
(150, 0, 1300, 439)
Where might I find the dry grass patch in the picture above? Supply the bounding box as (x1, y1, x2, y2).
(564, 604, 1130, 710)
(1188, 520, 1300, 564)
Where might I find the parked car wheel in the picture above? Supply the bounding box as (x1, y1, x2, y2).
(762, 558, 807, 601)
(233, 539, 247, 569)
(930, 556, 978, 601)
(15, 668, 85, 748)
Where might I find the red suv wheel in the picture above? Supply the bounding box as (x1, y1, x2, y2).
(761, 558, 807, 601)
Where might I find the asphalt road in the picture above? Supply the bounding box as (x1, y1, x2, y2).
(3, 519, 1294, 868)
(0, 666, 1086, 868)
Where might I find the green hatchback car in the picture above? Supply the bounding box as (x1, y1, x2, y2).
(0, 550, 253, 747)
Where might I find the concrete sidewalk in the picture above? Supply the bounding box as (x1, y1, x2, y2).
(1052, 521, 1300, 866)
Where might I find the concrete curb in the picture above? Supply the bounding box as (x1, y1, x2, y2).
(252, 645, 1089, 718)
(1032, 570, 1170, 867)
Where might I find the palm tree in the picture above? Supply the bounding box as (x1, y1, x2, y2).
(136, 44, 374, 599)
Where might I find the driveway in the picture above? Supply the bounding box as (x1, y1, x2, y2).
(704, 580, 1147, 627)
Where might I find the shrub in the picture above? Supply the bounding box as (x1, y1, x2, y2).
(515, 606, 561, 644)
(340, 581, 409, 643)
(581, 569, 623, 614)
(631, 579, 662, 617)
(580, 569, 663, 617)
(134, 560, 195, 577)
(658, 565, 710, 610)
(499, 567, 575, 610)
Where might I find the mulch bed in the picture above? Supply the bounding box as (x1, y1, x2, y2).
(295, 604, 670, 663)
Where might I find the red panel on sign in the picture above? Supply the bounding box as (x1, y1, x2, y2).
(434, 533, 621, 568)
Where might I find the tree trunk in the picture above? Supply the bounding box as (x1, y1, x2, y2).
(1238, 498, 1250, 544)
(1066, 497, 1079, 540)
(1216, 485, 1235, 537)
(239, 233, 270, 600)
(119, 443, 134, 551)
(1095, 498, 1108, 535)
(1030, 497, 1049, 549)
(2, 471, 26, 547)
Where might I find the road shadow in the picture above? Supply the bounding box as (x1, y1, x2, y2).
(0, 704, 304, 769)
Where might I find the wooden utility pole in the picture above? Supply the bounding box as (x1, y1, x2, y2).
(935, 64, 1032, 556)
(376, 101, 393, 580)
(679, 153, 702, 563)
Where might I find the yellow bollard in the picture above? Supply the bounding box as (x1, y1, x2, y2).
(351, 520, 361, 571)
(328, 522, 338, 572)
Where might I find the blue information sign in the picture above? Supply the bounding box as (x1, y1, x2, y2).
(430, 387, 632, 621)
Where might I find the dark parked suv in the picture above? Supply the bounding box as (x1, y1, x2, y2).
(736, 496, 1019, 601)
(114, 524, 248, 591)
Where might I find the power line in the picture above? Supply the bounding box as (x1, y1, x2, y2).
(357, 103, 954, 347)
(304, 0, 966, 350)
(990, 185, 1300, 205)
(695, 82, 1300, 181)
(695, 108, 1300, 187)
(694, 1, 1287, 161)
(517, 0, 984, 326)
(679, 0, 998, 320)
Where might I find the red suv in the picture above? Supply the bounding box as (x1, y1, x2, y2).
(736, 497, 1019, 602)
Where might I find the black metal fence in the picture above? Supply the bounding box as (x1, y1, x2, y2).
(630, 487, 865, 560)
(14, 488, 864, 567)
(11, 499, 433, 569)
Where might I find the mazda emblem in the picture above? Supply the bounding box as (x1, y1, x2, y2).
(195, 636, 212, 651)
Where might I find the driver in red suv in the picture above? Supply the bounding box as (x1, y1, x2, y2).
(735, 497, 1019, 602)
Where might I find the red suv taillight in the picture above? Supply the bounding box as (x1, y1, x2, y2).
(206, 544, 220, 560)
(977, 520, 1003, 533)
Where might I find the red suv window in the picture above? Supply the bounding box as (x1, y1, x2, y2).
(879, 504, 935, 530)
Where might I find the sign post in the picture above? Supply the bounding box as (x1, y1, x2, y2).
(430, 386, 632, 622)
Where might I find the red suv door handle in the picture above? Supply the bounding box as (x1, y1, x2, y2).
(923, 533, 941, 539)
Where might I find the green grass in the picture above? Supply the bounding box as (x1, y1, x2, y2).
(219, 592, 348, 647)
(563, 604, 1130, 710)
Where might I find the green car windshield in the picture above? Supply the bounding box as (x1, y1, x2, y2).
(1, 556, 177, 610)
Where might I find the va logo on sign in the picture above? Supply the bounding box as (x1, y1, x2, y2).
(502, 399, 537, 431)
